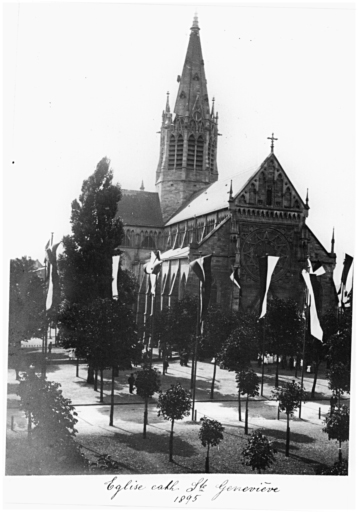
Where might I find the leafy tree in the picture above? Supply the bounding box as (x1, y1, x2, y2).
(198, 416, 224, 473)
(315, 460, 348, 475)
(17, 368, 79, 460)
(135, 368, 161, 438)
(199, 304, 239, 399)
(156, 295, 198, 363)
(218, 315, 259, 421)
(325, 308, 352, 401)
(265, 297, 303, 387)
(59, 297, 141, 421)
(157, 383, 191, 462)
(242, 430, 277, 474)
(304, 307, 338, 398)
(271, 381, 306, 457)
(323, 405, 350, 462)
(236, 367, 260, 434)
(9, 257, 45, 378)
(58, 158, 141, 385)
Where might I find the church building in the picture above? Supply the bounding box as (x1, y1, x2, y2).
(116, 15, 337, 338)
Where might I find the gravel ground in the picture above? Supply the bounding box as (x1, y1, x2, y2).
(6, 349, 349, 475)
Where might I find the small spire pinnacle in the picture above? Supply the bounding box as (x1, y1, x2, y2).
(140, 180, 145, 191)
(191, 13, 200, 32)
(331, 227, 335, 254)
(165, 91, 170, 113)
(306, 188, 309, 207)
(229, 180, 233, 201)
(211, 97, 215, 117)
(267, 133, 278, 153)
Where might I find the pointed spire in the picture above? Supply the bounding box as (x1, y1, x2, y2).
(229, 180, 233, 200)
(140, 180, 145, 191)
(331, 227, 335, 254)
(165, 91, 170, 113)
(211, 97, 215, 117)
(174, 15, 209, 118)
(191, 12, 200, 33)
(305, 188, 309, 208)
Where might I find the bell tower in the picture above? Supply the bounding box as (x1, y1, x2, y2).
(156, 15, 219, 222)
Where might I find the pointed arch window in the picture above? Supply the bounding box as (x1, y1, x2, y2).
(266, 185, 273, 206)
(284, 187, 292, 208)
(176, 135, 183, 168)
(249, 184, 256, 205)
(187, 135, 196, 169)
(168, 135, 175, 169)
(187, 135, 204, 170)
(196, 136, 204, 169)
(208, 137, 215, 172)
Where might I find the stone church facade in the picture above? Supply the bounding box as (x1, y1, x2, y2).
(116, 15, 337, 339)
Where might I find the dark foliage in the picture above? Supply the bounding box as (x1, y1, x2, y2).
(17, 370, 79, 458)
(218, 312, 260, 372)
(199, 416, 225, 448)
(323, 405, 350, 444)
(157, 383, 192, 422)
(242, 430, 277, 473)
(59, 297, 141, 370)
(315, 460, 348, 475)
(156, 296, 198, 355)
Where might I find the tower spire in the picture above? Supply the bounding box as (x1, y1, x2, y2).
(331, 227, 335, 254)
(156, 16, 219, 222)
(191, 12, 200, 32)
(211, 97, 215, 117)
(306, 188, 309, 208)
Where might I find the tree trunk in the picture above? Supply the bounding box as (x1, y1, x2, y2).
(238, 390, 242, 422)
(87, 365, 94, 384)
(162, 341, 166, 376)
(113, 365, 119, 377)
(311, 361, 320, 399)
(169, 419, 174, 462)
(286, 414, 290, 457)
(295, 354, 299, 378)
(245, 395, 249, 435)
(339, 441, 342, 462)
(100, 369, 104, 402)
(143, 397, 148, 439)
(27, 413, 32, 445)
(210, 360, 217, 399)
(275, 356, 279, 388)
(109, 366, 115, 426)
(205, 444, 210, 473)
(94, 368, 98, 391)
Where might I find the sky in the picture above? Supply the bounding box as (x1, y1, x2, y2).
(3, 1, 355, 288)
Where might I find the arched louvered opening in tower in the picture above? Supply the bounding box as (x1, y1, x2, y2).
(176, 134, 183, 168)
(168, 135, 176, 169)
(187, 135, 196, 169)
(209, 137, 215, 172)
(196, 136, 204, 170)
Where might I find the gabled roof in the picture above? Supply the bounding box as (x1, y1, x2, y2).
(165, 164, 261, 225)
(116, 190, 163, 227)
(165, 153, 306, 226)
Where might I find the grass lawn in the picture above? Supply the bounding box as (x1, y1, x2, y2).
(6, 350, 349, 476)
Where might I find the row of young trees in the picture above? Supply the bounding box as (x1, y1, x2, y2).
(156, 297, 352, 402)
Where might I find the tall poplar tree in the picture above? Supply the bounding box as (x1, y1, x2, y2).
(58, 158, 141, 383)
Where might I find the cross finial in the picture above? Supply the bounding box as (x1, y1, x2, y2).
(267, 133, 278, 153)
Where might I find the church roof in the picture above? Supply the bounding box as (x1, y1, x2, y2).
(165, 164, 262, 225)
(165, 153, 307, 226)
(116, 190, 163, 227)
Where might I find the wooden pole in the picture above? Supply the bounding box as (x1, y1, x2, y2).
(260, 318, 266, 396)
(191, 280, 201, 421)
(299, 309, 307, 419)
(109, 366, 115, 426)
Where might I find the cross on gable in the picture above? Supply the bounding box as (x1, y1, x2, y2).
(267, 133, 278, 153)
